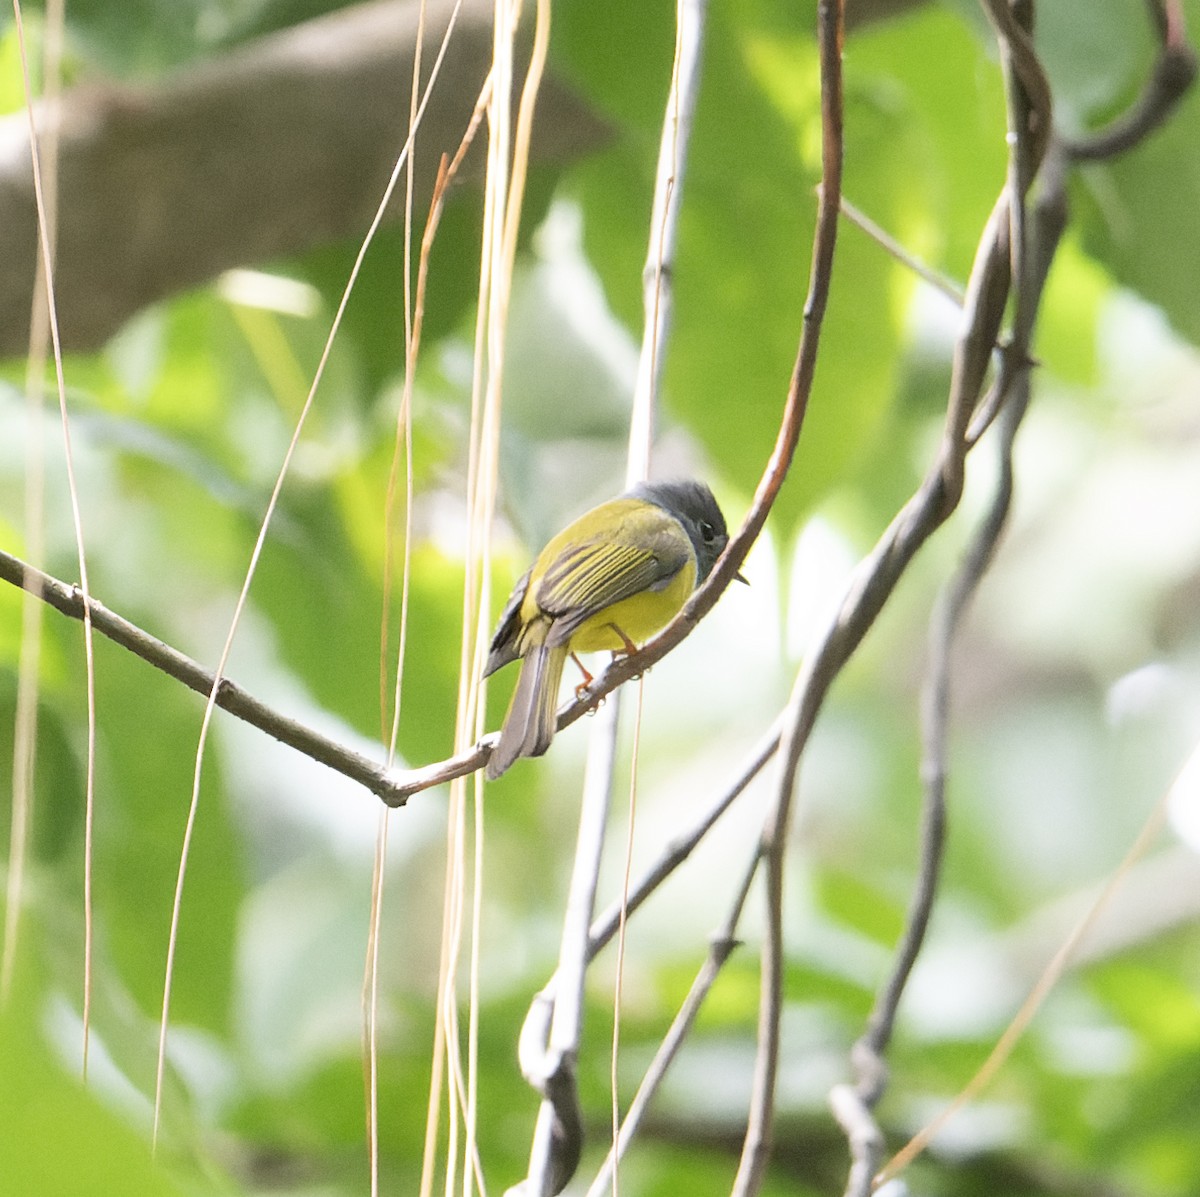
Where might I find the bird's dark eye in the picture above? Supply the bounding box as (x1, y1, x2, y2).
(699, 520, 716, 543)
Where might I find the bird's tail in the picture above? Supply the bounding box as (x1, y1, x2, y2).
(487, 642, 568, 780)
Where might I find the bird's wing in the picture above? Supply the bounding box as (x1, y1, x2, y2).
(537, 526, 689, 646)
(483, 567, 532, 677)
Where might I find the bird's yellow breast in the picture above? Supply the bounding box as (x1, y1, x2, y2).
(561, 557, 697, 653)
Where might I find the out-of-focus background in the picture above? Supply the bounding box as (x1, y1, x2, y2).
(2, 1, 1200, 1194)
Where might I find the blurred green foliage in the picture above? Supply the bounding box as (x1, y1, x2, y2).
(3, 1, 1200, 1195)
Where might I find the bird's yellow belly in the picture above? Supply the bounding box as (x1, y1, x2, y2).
(566, 560, 697, 653)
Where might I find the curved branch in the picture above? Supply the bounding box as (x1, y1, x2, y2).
(1063, 0, 1196, 162)
(834, 3, 1197, 1190)
(0, 548, 406, 802)
(518, 1, 712, 1190)
(731, 1, 846, 1192)
(393, 0, 845, 797)
(585, 846, 761, 1195)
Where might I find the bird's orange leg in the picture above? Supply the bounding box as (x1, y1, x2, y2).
(573, 627, 643, 703)
(607, 623, 639, 659)
(571, 653, 594, 700)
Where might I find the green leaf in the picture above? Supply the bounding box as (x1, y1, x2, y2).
(253, 488, 463, 768)
(0, 954, 194, 1197)
(1074, 84, 1200, 348)
(814, 866, 907, 948)
(86, 628, 244, 1035)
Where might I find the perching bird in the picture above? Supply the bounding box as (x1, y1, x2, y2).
(483, 479, 731, 779)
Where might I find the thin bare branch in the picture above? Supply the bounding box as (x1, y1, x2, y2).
(3, 0, 65, 1007)
(717, 0, 1045, 1187)
(586, 846, 762, 1195)
(830, 1, 1051, 1187)
(518, 705, 619, 1197)
(0, 549, 408, 801)
(1062, 0, 1195, 161)
(731, 2, 846, 1193)
(879, 762, 1177, 1187)
(836, 192, 966, 305)
(626, 0, 707, 482)
(835, 1, 1195, 1188)
(516, 1, 709, 1190)
(10, 0, 98, 1076)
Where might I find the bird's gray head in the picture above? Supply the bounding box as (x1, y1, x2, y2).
(630, 479, 730, 582)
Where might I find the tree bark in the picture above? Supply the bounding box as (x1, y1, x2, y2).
(0, 0, 609, 355)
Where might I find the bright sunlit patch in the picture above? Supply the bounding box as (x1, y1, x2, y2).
(903, 933, 1021, 1040)
(901, 1095, 1028, 1161)
(1167, 738, 1200, 855)
(216, 268, 320, 318)
(532, 200, 638, 395)
(46, 996, 152, 1128)
(1043, 1021, 1136, 1077)
(1098, 289, 1200, 399)
(787, 515, 859, 660)
(1105, 661, 1177, 725)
